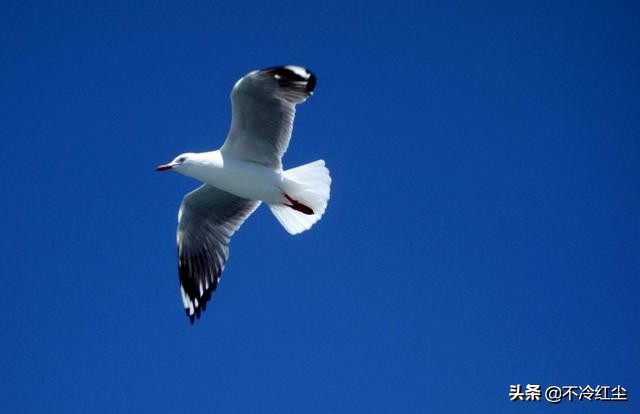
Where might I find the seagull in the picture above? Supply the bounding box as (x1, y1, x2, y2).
(156, 66, 331, 323)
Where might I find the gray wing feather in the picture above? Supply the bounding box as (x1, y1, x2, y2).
(221, 66, 317, 169)
(177, 184, 260, 323)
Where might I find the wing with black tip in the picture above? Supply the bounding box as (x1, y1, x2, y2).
(177, 184, 260, 323)
(221, 65, 317, 169)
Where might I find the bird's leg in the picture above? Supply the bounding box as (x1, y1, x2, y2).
(283, 193, 314, 215)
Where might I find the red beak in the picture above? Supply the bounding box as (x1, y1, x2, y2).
(155, 164, 173, 172)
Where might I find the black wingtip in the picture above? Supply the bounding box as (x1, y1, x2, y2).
(262, 65, 316, 93)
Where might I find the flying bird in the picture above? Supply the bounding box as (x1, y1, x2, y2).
(156, 66, 331, 323)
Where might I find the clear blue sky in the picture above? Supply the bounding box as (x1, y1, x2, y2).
(2, 1, 638, 412)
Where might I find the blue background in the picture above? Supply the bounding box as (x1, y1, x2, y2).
(2, 1, 638, 412)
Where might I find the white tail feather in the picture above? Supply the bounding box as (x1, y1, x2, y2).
(269, 160, 331, 235)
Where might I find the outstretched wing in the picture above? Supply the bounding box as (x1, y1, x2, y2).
(177, 184, 260, 323)
(221, 66, 317, 170)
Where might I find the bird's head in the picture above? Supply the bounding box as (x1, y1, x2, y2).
(156, 153, 197, 173)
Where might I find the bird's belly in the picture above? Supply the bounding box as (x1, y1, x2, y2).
(201, 160, 283, 203)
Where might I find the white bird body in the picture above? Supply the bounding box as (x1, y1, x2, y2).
(179, 150, 285, 205)
(157, 65, 331, 323)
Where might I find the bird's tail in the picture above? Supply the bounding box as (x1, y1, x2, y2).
(269, 160, 331, 235)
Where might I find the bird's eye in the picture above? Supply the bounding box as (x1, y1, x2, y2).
(178, 157, 186, 163)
